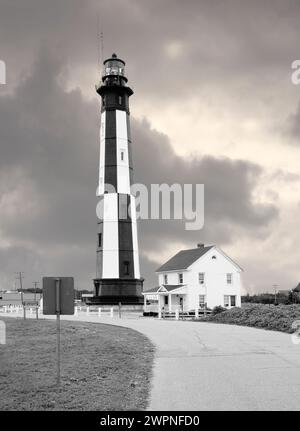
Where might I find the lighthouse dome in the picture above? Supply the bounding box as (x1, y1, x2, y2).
(102, 53, 127, 83)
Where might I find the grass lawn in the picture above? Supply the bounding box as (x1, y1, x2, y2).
(206, 303, 300, 333)
(0, 317, 155, 411)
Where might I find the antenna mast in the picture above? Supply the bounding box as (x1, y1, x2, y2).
(97, 14, 104, 73)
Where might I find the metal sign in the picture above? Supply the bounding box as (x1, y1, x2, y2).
(23, 301, 39, 307)
(42, 277, 74, 315)
(42, 277, 74, 386)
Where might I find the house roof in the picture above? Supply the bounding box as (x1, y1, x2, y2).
(143, 287, 160, 293)
(143, 284, 187, 294)
(156, 246, 214, 272)
(161, 284, 186, 292)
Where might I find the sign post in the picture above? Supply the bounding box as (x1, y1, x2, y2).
(43, 277, 74, 387)
(55, 278, 61, 386)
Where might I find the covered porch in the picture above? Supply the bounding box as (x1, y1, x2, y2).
(143, 285, 188, 314)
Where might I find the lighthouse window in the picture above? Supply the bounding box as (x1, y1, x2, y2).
(124, 261, 130, 275)
(118, 96, 122, 105)
(121, 150, 125, 161)
(98, 233, 102, 248)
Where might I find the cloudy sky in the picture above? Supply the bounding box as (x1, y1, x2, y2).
(0, 0, 300, 293)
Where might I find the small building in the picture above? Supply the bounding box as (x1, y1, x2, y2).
(81, 293, 94, 304)
(143, 244, 243, 313)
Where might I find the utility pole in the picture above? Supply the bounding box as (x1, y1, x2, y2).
(32, 281, 39, 301)
(15, 272, 25, 319)
(33, 281, 39, 320)
(273, 284, 278, 305)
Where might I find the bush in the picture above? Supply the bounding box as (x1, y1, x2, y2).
(206, 303, 300, 333)
(212, 305, 226, 315)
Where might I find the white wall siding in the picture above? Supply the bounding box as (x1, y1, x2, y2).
(98, 111, 106, 195)
(158, 271, 186, 286)
(116, 110, 130, 194)
(102, 194, 119, 278)
(130, 195, 140, 279)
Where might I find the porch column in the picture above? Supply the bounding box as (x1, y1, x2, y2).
(158, 294, 163, 319)
(158, 294, 163, 310)
(143, 294, 146, 312)
(168, 294, 172, 312)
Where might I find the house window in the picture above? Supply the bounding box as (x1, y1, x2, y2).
(198, 273, 205, 284)
(227, 273, 232, 284)
(124, 261, 130, 275)
(164, 274, 168, 285)
(98, 233, 102, 248)
(212, 255, 216, 260)
(178, 273, 183, 284)
(199, 295, 205, 308)
(224, 295, 230, 307)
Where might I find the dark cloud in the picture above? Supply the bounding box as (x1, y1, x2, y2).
(0, 48, 277, 289)
(1, 0, 300, 100)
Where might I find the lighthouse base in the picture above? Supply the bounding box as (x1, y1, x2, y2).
(90, 278, 144, 305)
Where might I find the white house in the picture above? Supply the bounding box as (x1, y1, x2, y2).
(143, 243, 243, 313)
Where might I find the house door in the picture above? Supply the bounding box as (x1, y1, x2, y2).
(164, 296, 169, 306)
(179, 297, 183, 311)
(230, 296, 236, 307)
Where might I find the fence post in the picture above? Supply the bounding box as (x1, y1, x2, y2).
(175, 309, 179, 320)
(98, 308, 102, 318)
(86, 306, 90, 315)
(74, 306, 78, 316)
(110, 307, 114, 318)
(195, 308, 199, 319)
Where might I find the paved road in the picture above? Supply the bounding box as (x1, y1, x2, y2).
(3, 311, 300, 410)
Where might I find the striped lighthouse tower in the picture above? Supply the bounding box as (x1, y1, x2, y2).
(93, 53, 144, 305)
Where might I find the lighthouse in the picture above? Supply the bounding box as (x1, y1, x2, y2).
(93, 53, 144, 305)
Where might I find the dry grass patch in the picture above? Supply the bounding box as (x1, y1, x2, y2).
(0, 317, 155, 411)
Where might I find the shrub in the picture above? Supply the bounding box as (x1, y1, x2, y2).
(212, 305, 226, 315)
(206, 303, 300, 333)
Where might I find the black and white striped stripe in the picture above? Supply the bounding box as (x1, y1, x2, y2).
(97, 107, 140, 280)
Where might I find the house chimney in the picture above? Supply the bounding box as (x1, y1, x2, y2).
(197, 243, 204, 248)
